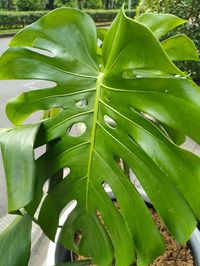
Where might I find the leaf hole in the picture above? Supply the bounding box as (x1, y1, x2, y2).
(59, 200, 77, 226)
(43, 179, 50, 193)
(101, 183, 122, 218)
(97, 39, 103, 48)
(22, 80, 56, 91)
(129, 168, 145, 193)
(140, 111, 157, 123)
(102, 181, 115, 200)
(181, 136, 200, 156)
(114, 156, 129, 173)
(63, 167, 71, 179)
(34, 188, 49, 219)
(104, 115, 117, 129)
(74, 230, 82, 246)
(67, 122, 86, 137)
(114, 156, 146, 195)
(23, 110, 44, 125)
(75, 99, 88, 108)
(27, 47, 54, 57)
(34, 144, 46, 160)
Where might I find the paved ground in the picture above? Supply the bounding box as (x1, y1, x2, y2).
(0, 37, 51, 265)
(0, 37, 54, 217)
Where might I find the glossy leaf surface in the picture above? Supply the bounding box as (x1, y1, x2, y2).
(0, 215, 32, 266)
(161, 34, 199, 61)
(0, 7, 200, 266)
(136, 13, 186, 38)
(0, 124, 41, 211)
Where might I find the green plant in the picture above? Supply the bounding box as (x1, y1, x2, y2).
(136, 0, 200, 80)
(15, 0, 42, 11)
(83, 0, 102, 9)
(0, 6, 200, 266)
(0, 9, 135, 30)
(115, 0, 139, 9)
(0, 10, 49, 29)
(55, 0, 76, 8)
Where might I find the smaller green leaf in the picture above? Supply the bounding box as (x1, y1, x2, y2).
(162, 34, 200, 61)
(0, 123, 41, 212)
(137, 13, 186, 38)
(54, 259, 92, 266)
(0, 215, 32, 266)
(97, 28, 108, 42)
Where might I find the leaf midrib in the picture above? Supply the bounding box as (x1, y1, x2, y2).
(86, 73, 103, 211)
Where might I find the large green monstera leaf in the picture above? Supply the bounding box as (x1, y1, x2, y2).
(1, 7, 200, 266)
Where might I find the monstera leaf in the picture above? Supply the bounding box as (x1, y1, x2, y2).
(0, 215, 32, 266)
(1, 7, 200, 266)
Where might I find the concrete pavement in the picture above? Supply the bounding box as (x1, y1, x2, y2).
(0, 37, 51, 265)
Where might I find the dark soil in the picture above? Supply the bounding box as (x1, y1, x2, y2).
(74, 206, 194, 266)
(149, 207, 193, 266)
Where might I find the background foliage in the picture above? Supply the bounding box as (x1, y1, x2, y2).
(136, 0, 200, 80)
(14, 0, 43, 11)
(0, 0, 139, 10)
(0, 9, 135, 29)
(54, 0, 76, 8)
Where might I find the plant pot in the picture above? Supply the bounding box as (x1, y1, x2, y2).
(46, 191, 200, 266)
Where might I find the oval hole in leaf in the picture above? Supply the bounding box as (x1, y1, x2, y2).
(59, 200, 77, 226)
(104, 115, 117, 129)
(74, 230, 83, 246)
(63, 167, 71, 179)
(34, 190, 49, 219)
(27, 47, 54, 57)
(34, 144, 46, 160)
(181, 136, 200, 156)
(97, 39, 103, 47)
(22, 80, 56, 91)
(114, 156, 123, 170)
(114, 155, 147, 195)
(140, 111, 157, 123)
(67, 122, 86, 137)
(23, 110, 44, 124)
(114, 156, 130, 177)
(43, 179, 50, 193)
(129, 168, 145, 193)
(75, 99, 88, 108)
(102, 181, 115, 200)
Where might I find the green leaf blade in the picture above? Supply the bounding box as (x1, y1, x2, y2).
(1, 7, 200, 266)
(0, 124, 41, 211)
(136, 13, 186, 38)
(162, 34, 200, 61)
(0, 215, 32, 266)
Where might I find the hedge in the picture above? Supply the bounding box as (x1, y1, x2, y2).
(0, 9, 136, 30)
(136, 0, 200, 80)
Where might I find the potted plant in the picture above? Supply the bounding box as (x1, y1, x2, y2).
(0, 6, 200, 266)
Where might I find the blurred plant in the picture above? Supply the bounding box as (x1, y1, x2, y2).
(0, 0, 14, 9)
(115, 0, 139, 9)
(136, 0, 200, 81)
(55, 0, 76, 8)
(84, 0, 102, 9)
(15, 0, 43, 10)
